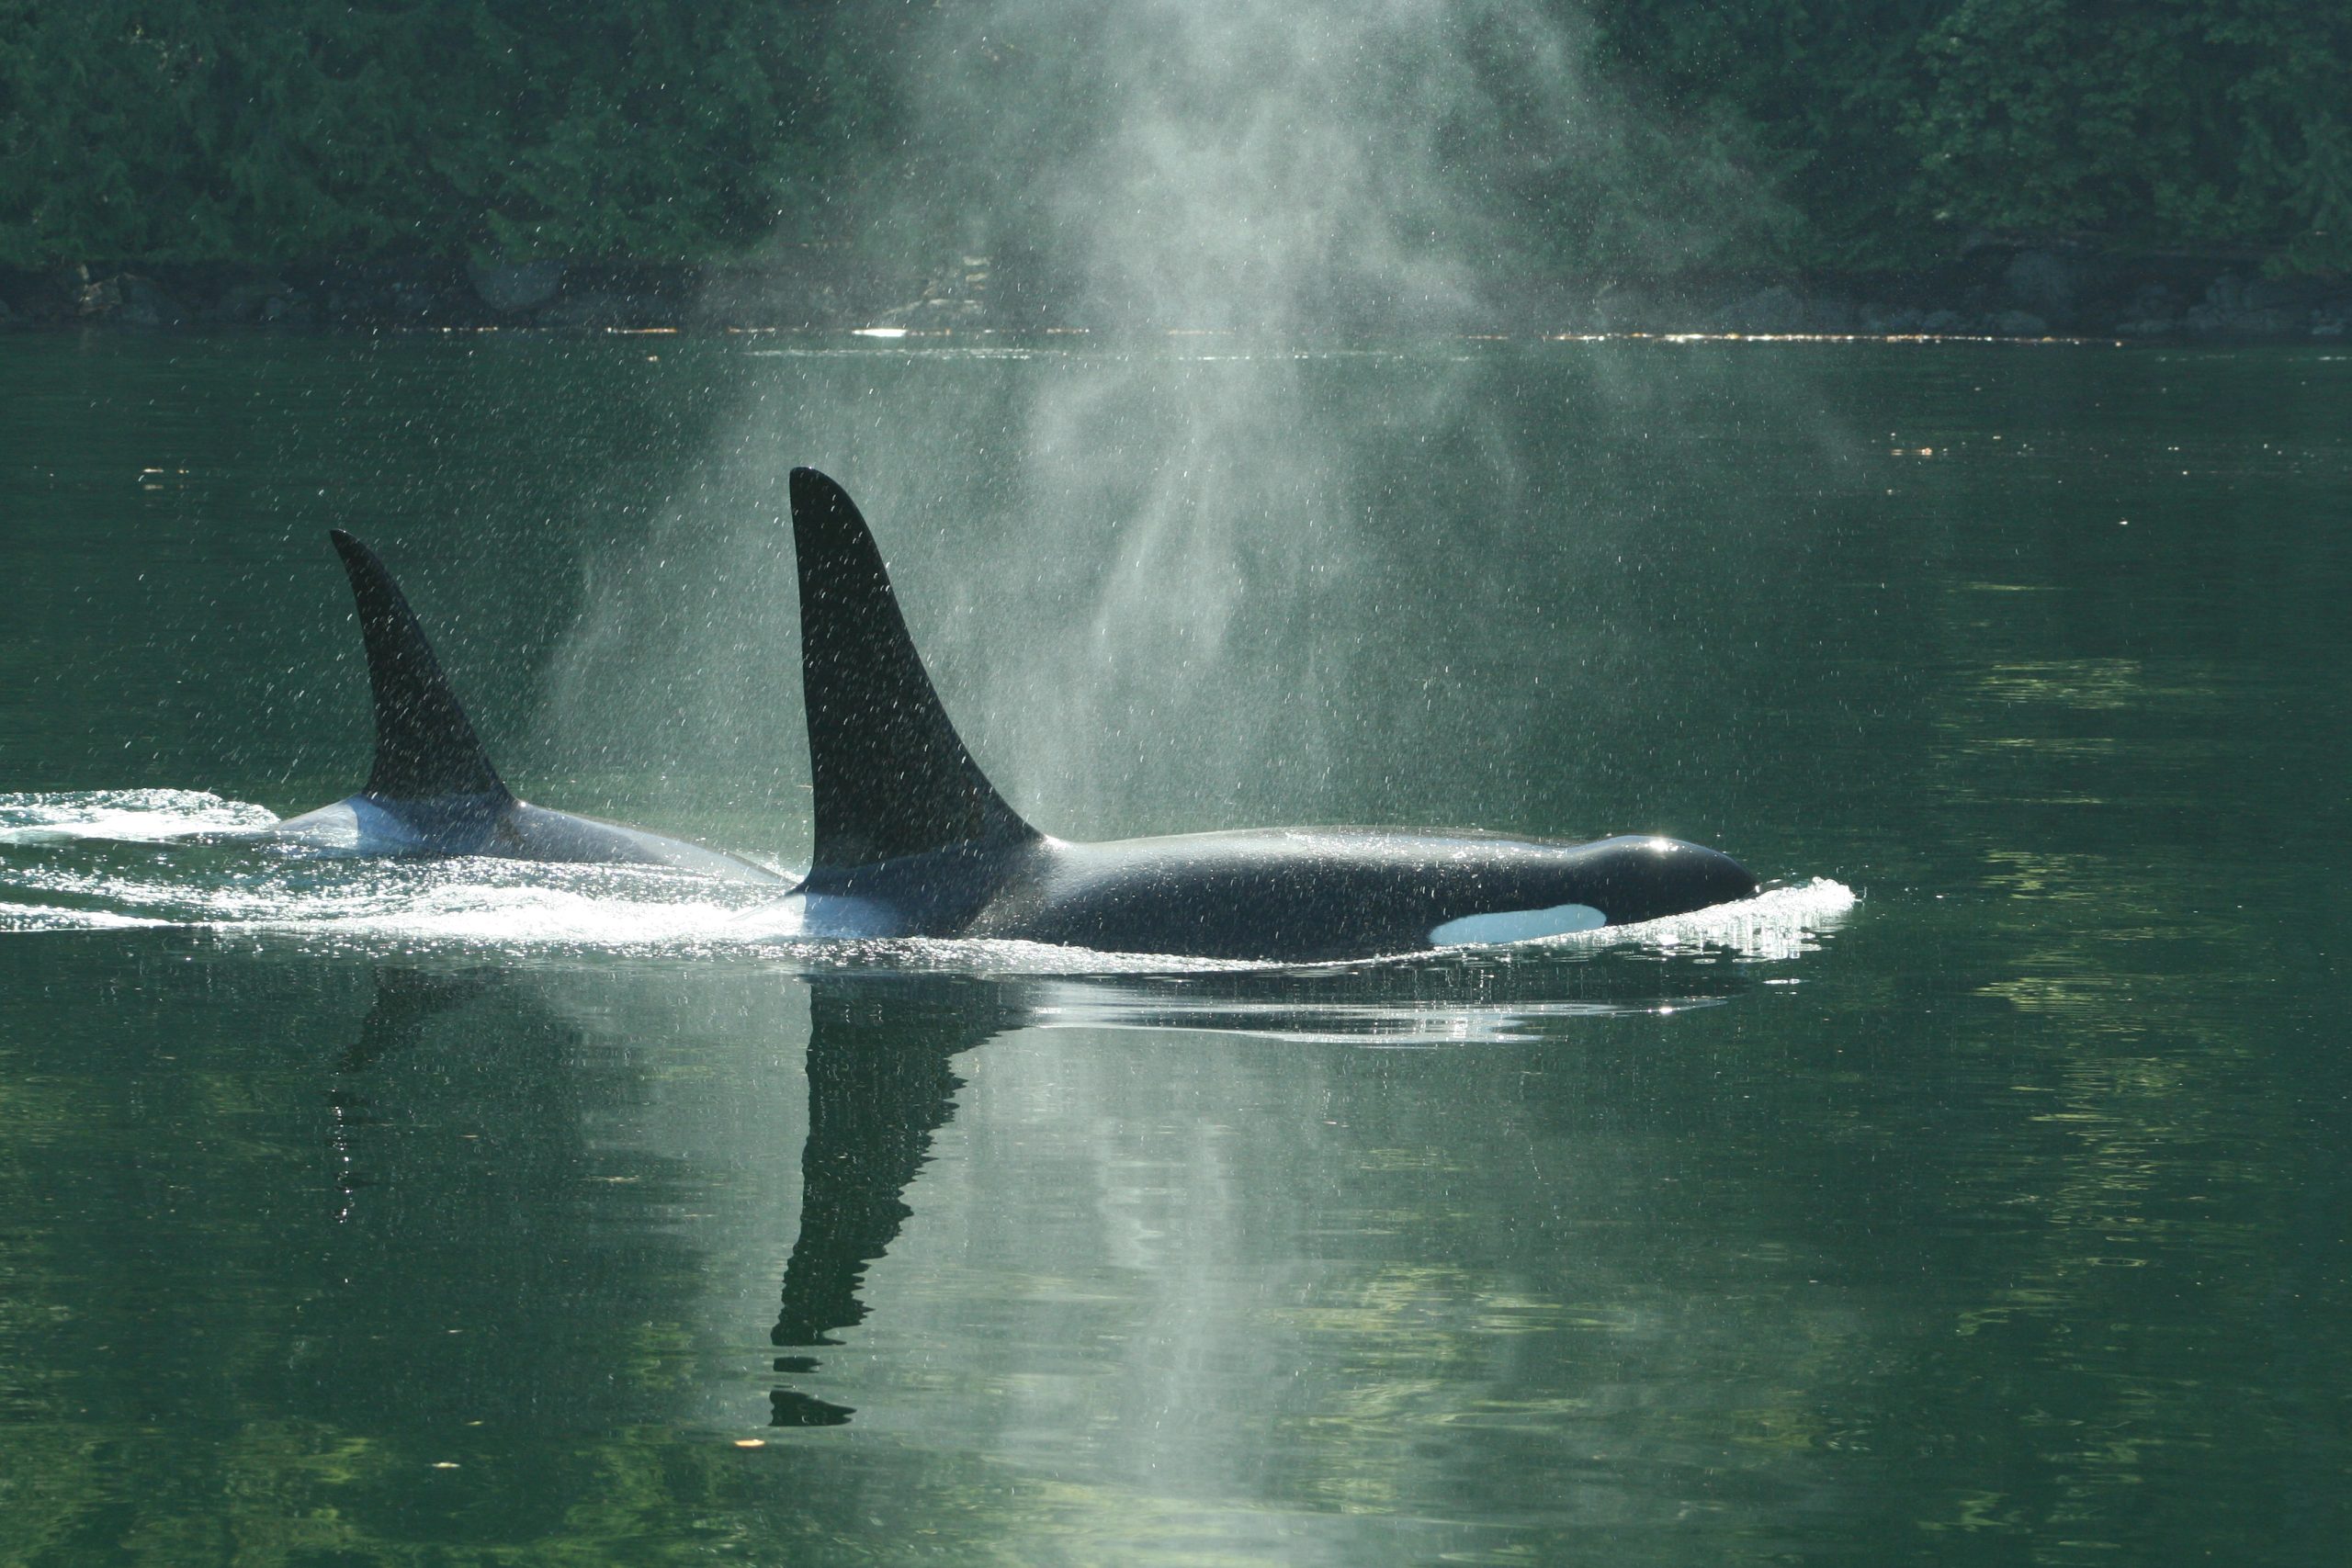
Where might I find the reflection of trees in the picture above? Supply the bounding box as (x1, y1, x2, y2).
(1875, 440, 2352, 1557)
(277, 963, 735, 1547)
(0, 952, 743, 1557)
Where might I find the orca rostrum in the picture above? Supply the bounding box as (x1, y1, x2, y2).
(785, 468, 1758, 962)
(271, 531, 780, 881)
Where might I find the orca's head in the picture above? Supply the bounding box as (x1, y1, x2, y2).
(1427, 834, 1760, 948)
(1578, 835, 1760, 925)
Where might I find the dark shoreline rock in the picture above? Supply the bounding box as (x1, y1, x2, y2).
(3, 250, 2346, 341)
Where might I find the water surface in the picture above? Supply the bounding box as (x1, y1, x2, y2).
(1, 333, 2346, 1565)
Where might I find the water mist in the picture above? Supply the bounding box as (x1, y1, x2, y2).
(548, 0, 1784, 857)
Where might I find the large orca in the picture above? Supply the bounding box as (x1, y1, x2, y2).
(271, 532, 780, 881)
(785, 468, 1758, 962)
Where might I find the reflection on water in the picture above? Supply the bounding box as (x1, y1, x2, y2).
(0, 844, 2343, 1559)
(770, 978, 1012, 1427)
(0, 934, 1885, 1560)
(5, 942, 1888, 1553)
(309, 951, 1815, 1442)
(3, 336, 2349, 1564)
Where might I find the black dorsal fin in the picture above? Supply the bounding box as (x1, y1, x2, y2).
(327, 530, 510, 802)
(789, 468, 1037, 872)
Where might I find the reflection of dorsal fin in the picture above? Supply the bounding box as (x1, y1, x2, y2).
(773, 977, 990, 1349)
(771, 974, 1020, 1427)
(789, 468, 1036, 873)
(328, 531, 509, 803)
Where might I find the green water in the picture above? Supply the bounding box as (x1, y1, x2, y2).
(1, 333, 2346, 1565)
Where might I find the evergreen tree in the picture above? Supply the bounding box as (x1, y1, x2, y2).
(0, 0, 2345, 276)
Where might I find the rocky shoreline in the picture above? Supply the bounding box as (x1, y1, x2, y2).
(4, 245, 2346, 342)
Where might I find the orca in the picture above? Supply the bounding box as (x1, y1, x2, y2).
(784, 468, 1758, 963)
(270, 531, 781, 882)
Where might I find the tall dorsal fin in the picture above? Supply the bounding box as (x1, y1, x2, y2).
(327, 530, 510, 802)
(789, 468, 1037, 872)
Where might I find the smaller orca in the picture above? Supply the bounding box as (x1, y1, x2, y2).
(270, 532, 779, 882)
(784, 468, 1758, 962)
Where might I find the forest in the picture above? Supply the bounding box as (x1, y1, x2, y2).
(0, 1, 2345, 283)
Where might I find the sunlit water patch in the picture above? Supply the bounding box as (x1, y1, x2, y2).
(1012, 979, 1729, 1044)
(0, 788, 279, 843)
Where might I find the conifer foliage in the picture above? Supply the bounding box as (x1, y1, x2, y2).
(0, 1, 855, 265)
(0, 1, 2345, 275)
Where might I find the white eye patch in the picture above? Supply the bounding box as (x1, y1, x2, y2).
(1429, 903, 1607, 947)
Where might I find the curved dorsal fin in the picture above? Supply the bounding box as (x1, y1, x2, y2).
(327, 530, 509, 802)
(789, 468, 1036, 873)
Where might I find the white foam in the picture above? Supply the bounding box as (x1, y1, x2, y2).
(0, 789, 279, 843)
(0, 904, 174, 932)
(1577, 877, 1858, 962)
(249, 878, 780, 949)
